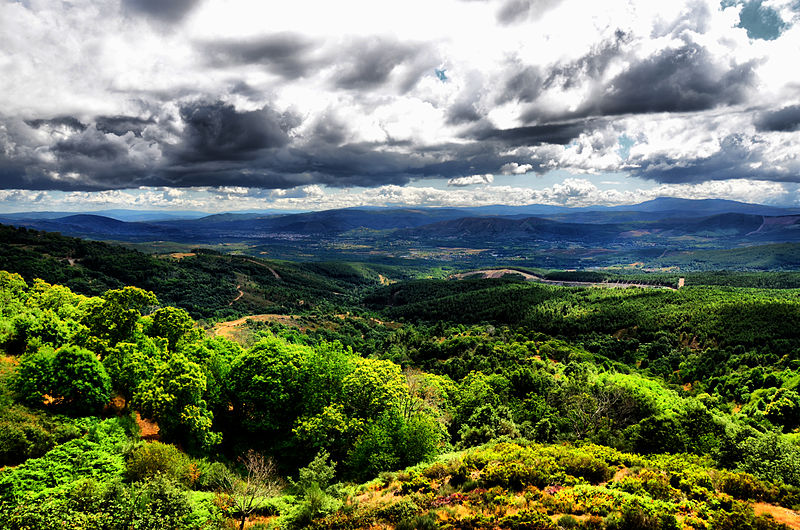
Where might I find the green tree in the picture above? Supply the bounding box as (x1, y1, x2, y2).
(103, 336, 168, 399)
(227, 337, 309, 435)
(12, 347, 55, 407)
(346, 409, 441, 480)
(148, 306, 195, 352)
(13, 345, 110, 414)
(50, 345, 112, 414)
(764, 388, 800, 431)
(134, 354, 221, 452)
(84, 286, 158, 348)
(341, 358, 409, 419)
(125, 441, 196, 486)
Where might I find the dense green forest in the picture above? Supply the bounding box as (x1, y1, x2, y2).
(0, 223, 416, 320)
(4, 227, 800, 528)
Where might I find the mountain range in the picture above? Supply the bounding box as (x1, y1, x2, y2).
(2, 198, 800, 254)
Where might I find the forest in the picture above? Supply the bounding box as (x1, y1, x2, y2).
(3, 226, 800, 528)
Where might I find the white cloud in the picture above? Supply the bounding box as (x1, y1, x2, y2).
(0, 177, 794, 214)
(447, 174, 494, 187)
(500, 162, 533, 175)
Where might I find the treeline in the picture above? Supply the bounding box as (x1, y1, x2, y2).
(367, 279, 800, 348)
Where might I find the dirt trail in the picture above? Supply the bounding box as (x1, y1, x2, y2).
(213, 314, 308, 342)
(242, 258, 282, 280)
(754, 503, 800, 529)
(229, 284, 244, 305)
(453, 268, 541, 281)
(453, 269, 675, 290)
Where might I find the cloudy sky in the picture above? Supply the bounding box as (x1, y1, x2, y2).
(1, 0, 799, 212)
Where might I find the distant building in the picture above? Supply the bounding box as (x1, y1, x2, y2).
(678, 277, 685, 289)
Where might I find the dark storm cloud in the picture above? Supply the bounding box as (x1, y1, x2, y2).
(200, 33, 318, 79)
(755, 105, 800, 132)
(269, 139, 545, 187)
(156, 140, 419, 190)
(0, 93, 572, 193)
(53, 131, 129, 162)
(543, 29, 631, 90)
(95, 116, 155, 137)
(25, 117, 87, 132)
(122, 0, 202, 23)
(151, 101, 498, 189)
(595, 44, 755, 115)
(473, 121, 592, 146)
(310, 115, 349, 145)
(629, 134, 798, 184)
(169, 102, 297, 164)
(333, 38, 431, 92)
(498, 65, 544, 104)
(498, 29, 629, 108)
(505, 35, 754, 125)
(446, 101, 483, 125)
(0, 116, 160, 191)
(561, 42, 756, 120)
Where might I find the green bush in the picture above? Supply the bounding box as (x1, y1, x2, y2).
(709, 501, 788, 530)
(0, 406, 81, 466)
(719, 472, 775, 502)
(498, 509, 557, 529)
(397, 513, 439, 530)
(560, 453, 614, 484)
(125, 441, 197, 487)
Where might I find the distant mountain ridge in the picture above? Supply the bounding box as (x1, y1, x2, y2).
(2, 198, 800, 247)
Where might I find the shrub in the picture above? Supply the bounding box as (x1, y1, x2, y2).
(719, 472, 775, 502)
(376, 499, 421, 522)
(498, 509, 557, 529)
(605, 500, 680, 530)
(50, 345, 112, 414)
(398, 473, 434, 494)
(125, 441, 196, 487)
(558, 514, 580, 528)
(560, 453, 614, 484)
(397, 513, 438, 530)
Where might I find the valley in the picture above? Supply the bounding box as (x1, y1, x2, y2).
(4, 198, 800, 272)
(3, 201, 800, 529)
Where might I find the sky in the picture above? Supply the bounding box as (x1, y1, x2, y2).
(1, 0, 799, 213)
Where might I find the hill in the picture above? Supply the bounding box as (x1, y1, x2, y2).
(309, 440, 796, 529)
(0, 223, 410, 319)
(2, 199, 799, 250)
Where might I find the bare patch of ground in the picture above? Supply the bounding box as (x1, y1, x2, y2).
(213, 314, 312, 344)
(136, 412, 160, 441)
(453, 269, 541, 281)
(754, 502, 800, 529)
(453, 269, 675, 290)
(212, 313, 401, 345)
(168, 252, 196, 260)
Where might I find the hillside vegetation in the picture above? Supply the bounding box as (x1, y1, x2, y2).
(0, 223, 413, 319)
(3, 229, 800, 528)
